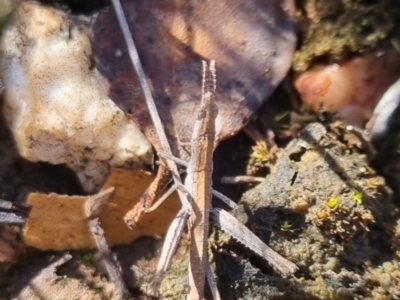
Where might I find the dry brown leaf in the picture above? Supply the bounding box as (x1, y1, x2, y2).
(89, 0, 296, 158)
(23, 168, 181, 250)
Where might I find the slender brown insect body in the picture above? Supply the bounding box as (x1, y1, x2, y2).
(186, 60, 217, 300)
(110, 3, 298, 296)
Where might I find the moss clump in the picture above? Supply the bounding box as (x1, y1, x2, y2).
(294, 0, 400, 71)
(326, 196, 339, 209)
(139, 243, 190, 299)
(309, 195, 373, 240)
(247, 141, 278, 176)
(214, 121, 399, 299)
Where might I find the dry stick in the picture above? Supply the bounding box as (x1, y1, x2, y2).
(210, 208, 298, 276)
(243, 123, 267, 143)
(125, 163, 171, 227)
(111, 0, 297, 295)
(156, 157, 297, 276)
(147, 205, 190, 294)
(210, 190, 237, 209)
(157, 152, 237, 210)
(111, 0, 194, 296)
(221, 175, 265, 184)
(185, 60, 217, 300)
(206, 263, 221, 300)
(84, 187, 128, 296)
(0, 199, 13, 210)
(0, 212, 25, 225)
(144, 183, 179, 213)
(111, 0, 190, 210)
(157, 152, 188, 167)
(148, 207, 188, 296)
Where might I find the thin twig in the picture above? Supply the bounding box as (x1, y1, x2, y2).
(111, 2, 197, 295)
(0, 199, 14, 210)
(210, 190, 237, 209)
(124, 163, 171, 227)
(158, 152, 237, 209)
(0, 212, 25, 224)
(206, 262, 221, 300)
(111, 0, 189, 210)
(145, 183, 178, 213)
(84, 187, 115, 218)
(84, 187, 128, 296)
(221, 175, 265, 184)
(243, 123, 266, 143)
(158, 151, 188, 167)
(210, 208, 298, 276)
(148, 207, 189, 296)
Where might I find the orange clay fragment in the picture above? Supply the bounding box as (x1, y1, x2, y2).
(23, 168, 180, 250)
(295, 48, 400, 127)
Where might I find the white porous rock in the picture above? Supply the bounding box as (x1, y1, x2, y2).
(0, 2, 153, 192)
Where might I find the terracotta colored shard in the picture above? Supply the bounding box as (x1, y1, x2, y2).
(23, 169, 180, 250)
(89, 0, 296, 158)
(294, 48, 400, 127)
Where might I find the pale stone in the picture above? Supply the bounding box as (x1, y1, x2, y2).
(0, 2, 153, 192)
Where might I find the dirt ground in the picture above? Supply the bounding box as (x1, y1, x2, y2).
(1, 0, 400, 299)
(2, 88, 400, 299)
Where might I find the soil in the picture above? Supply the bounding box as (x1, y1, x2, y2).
(1, 1, 400, 300)
(219, 121, 400, 299)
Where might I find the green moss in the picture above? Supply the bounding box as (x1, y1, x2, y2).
(352, 189, 363, 205)
(156, 251, 189, 299)
(81, 250, 94, 266)
(327, 196, 339, 209)
(280, 220, 293, 231)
